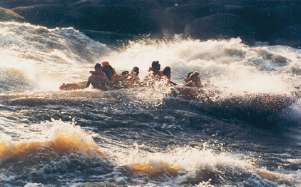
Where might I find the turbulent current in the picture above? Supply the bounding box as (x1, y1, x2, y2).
(0, 21, 301, 186)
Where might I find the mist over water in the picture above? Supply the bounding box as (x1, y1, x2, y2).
(0, 21, 301, 186)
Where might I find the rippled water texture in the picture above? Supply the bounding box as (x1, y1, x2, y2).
(0, 21, 301, 186)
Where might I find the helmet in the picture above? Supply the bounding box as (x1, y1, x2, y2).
(101, 61, 110, 66)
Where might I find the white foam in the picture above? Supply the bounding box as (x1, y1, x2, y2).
(104, 37, 297, 96)
(0, 21, 110, 91)
(108, 145, 253, 175)
(0, 21, 300, 96)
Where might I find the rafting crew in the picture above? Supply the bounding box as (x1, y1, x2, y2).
(60, 60, 202, 92)
(85, 60, 202, 90)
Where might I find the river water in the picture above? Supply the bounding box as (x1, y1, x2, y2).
(0, 21, 301, 186)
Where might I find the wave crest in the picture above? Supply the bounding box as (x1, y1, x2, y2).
(0, 120, 103, 163)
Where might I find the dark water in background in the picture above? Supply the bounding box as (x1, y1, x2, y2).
(0, 21, 301, 186)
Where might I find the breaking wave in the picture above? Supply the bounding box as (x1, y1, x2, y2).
(0, 21, 301, 186)
(0, 120, 103, 163)
(0, 21, 110, 91)
(108, 145, 295, 186)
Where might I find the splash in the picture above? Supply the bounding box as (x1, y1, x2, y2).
(105, 37, 298, 97)
(0, 21, 300, 97)
(109, 145, 295, 185)
(121, 146, 253, 176)
(0, 21, 110, 64)
(130, 161, 181, 176)
(0, 120, 103, 163)
(0, 67, 34, 92)
(0, 21, 300, 186)
(0, 21, 110, 91)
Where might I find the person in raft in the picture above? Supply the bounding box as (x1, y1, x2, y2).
(101, 61, 118, 81)
(184, 71, 202, 87)
(160, 66, 177, 86)
(86, 63, 109, 90)
(143, 61, 161, 86)
(112, 70, 130, 89)
(127, 66, 140, 87)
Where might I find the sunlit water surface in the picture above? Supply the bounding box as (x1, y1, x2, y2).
(0, 21, 301, 186)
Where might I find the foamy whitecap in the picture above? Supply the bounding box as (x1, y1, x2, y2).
(106, 145, 295, 185)
(0, 120, 103, 163)
(112, 146, 253, 174)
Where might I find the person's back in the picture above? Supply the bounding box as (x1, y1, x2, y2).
(101, 61, 116, 81)
(86, 63, 109, 90)
(89, 73, 109, 90)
